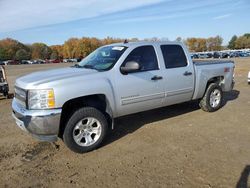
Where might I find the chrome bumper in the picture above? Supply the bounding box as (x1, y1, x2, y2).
(12, 99, 62, 142)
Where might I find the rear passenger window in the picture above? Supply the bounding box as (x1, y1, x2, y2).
(123, 45, 158, 72)
(160, 45, 188, 68)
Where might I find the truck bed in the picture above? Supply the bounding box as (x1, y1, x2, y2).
(192, 60, 234, 100)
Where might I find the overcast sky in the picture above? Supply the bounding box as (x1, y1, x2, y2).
(0, 0, 249, 45)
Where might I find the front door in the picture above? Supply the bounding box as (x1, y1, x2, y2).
(114, 45, 165, 116)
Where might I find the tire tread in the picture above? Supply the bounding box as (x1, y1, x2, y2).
(199, 83, 223, 112)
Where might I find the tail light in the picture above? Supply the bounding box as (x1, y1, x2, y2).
(224, 67, 230, 72)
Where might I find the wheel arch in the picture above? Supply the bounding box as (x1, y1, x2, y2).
(205, 76, 224, 92)
(193, 75, 224, 100)
(58, 94, 113, 138)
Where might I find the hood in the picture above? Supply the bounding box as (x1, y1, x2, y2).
(16, 67, 97, 89)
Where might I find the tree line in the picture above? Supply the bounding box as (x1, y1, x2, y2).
(0, 37, 126, 61)
(185, 36, 223, 52)
(184, 33, 250, 52)
(0, 33, 249, 61)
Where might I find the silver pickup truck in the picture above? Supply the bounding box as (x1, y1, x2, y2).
(12, 41, 234, 153)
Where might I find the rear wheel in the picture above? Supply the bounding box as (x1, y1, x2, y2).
(63, 107, 108, 153)
(199, 83, 223, 112)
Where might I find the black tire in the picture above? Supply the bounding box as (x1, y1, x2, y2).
(3, 91, 8, 98)
(63, 107, 108, 153)
(199, 83, 223, 112)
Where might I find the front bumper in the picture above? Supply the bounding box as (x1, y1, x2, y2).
(12, 98, 62, 142)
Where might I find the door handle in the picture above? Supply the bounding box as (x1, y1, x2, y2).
(151, 75, 163, 81)
(183, 71, 193, 76)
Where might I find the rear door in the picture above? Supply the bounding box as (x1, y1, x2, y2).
(160, 44, 195, 105)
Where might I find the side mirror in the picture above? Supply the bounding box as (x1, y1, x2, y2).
(120, 61, 140, 74)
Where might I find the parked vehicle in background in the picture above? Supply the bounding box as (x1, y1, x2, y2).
(229, 52, 238, 58)
(32, 60, 39, 64)
(20, 61, 29, 64)
(63, 58, 79, 63)
(206, 53, 213, 58)
(63, 59, 70, 63)
(191, 53, 199, 59)
(8, 60, 20, 65)
(33, 59, 45, 64)
(72, 58, 79, 63)
(12, 41, 235, 153)
(76, 58, 82, 62)
(198, 53, 209, 59)
(248, 71, 250, 84)
(239, 52, 249, 57)
(221, 52, 230, 58)
(0, 65, 9, 98)
(44, 60, 50, 64)
(50, 59, 61, 63)
(213, 52, 221, 58)
(21, 60, 33, 64)
(3, 61, 9, 65)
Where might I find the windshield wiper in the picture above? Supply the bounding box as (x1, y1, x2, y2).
(72, 63, 99, 71)
(82, 64, 96, 70)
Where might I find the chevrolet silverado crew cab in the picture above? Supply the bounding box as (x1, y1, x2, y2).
(12, 41, 234, 153)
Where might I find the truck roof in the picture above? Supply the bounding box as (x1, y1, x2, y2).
(105, 41, 184, 48)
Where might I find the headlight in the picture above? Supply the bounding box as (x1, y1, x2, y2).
(28, 89, 55, 109)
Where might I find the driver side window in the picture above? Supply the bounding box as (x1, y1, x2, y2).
(123, 45, 159, 72)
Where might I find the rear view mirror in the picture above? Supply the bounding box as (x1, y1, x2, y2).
(120, 61, 140, 74)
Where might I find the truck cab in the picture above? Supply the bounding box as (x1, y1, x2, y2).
(113, 42, 195, 116)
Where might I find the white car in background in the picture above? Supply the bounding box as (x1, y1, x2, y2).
(248, 71, 250, 84)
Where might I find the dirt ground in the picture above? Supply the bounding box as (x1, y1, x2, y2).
(0, 59, 250, 188)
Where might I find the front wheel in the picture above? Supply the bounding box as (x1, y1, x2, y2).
(63, 107, 108, 153)
(199, 83, 223, 112)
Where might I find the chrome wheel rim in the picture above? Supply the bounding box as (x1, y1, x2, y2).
(73, 117, 102, 147)
(210, 89, 221, 108)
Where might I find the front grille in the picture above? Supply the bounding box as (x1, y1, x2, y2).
(14, 86, 27, 107)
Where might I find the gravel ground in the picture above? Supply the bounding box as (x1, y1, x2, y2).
(0, 59, 250, 188)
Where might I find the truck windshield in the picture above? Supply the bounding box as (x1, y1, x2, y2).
(77, 45, 127, 71)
